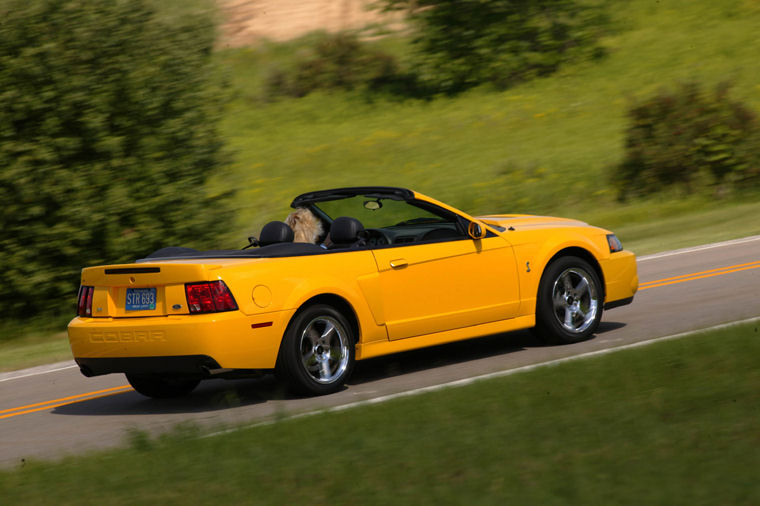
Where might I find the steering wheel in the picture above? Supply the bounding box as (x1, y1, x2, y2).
(363, 228, 390, 246)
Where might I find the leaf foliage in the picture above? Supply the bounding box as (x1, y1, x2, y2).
(0, 0, 230, 320)
(377, 0, 607, 94)
(266, 32, 406, 98)
(613, 82, 760, 200)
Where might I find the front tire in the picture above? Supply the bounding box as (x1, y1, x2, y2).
(126, 373, 200, 399)
(534, 256, 603, 344)
(277, 304, 355, 396)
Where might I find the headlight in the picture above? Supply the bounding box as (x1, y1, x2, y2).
(607, 234, 623, 253)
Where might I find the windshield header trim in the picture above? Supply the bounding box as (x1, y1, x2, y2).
(291, 187, 414, 207)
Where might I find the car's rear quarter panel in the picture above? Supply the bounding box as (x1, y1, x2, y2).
(68, 250, 389, 369)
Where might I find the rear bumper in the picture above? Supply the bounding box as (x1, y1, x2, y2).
(67, 308, 296, 371)
(76, 355, 222, 377)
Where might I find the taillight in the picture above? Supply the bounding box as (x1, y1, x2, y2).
(185, 281, 238, 314)
(77, 286, 94, 317)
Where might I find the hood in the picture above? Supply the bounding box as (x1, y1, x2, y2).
(476, 214, 593, 231)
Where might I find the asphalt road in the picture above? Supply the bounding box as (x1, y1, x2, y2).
(2, 235, 759, 468)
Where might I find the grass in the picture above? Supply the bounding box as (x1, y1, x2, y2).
(2, 322, 759, 504)
(0, 316, 75, 372)
(0, 332, 72, 372)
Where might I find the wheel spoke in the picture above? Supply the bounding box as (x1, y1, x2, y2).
(305, 326, 320, 346)
(562, 273, 573, 292)
(564, 308, 573, 327)
(586, 301, 597, 319)
(574, 277, 588, 295)
(320, 321, 336, 340)
(320, 359, 331, 379)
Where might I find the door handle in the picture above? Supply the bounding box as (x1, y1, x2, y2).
(389, 259, 408, 269)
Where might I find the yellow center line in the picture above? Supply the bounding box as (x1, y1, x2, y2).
(639, 261, 760, 291)
(0, 385, 133, 420)
(639, 260, 760, 288)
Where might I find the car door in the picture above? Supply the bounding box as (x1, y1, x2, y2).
(371, 235, 521, 340)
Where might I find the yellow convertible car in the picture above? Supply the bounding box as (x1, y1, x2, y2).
(68, 187, 637, 397)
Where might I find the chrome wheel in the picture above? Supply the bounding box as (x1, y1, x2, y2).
(279, 304, 356, 395)
(299, 316, 350, 385)
(551, 267, 599, 334)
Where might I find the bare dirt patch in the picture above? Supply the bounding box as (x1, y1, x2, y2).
(218, 0, 406, 47)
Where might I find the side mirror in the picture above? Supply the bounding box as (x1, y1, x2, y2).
(467, 221, 487, 240)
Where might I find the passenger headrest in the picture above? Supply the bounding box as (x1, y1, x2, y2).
(259, 221, 294, 247)
(329, 217, 364, 245)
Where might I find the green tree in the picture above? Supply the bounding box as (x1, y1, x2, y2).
(0, 0, 230, 322)
(378, 0, 606, 94)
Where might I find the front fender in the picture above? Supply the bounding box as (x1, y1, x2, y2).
(509, 229, 610, 316)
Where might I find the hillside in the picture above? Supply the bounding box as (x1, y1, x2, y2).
(218, 0, 404, 47)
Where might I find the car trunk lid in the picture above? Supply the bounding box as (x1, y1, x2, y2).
(80, 261, 235, 318)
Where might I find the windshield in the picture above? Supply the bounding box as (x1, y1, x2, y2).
(313, 196, 450, 229)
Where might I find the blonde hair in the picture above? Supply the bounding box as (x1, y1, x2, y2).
(285, 207, 324, 244)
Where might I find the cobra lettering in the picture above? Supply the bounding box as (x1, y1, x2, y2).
(89, 330, 166, 343)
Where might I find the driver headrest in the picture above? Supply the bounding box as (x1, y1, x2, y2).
(259, 221, 294, 247)
(329, 217, 364, 245)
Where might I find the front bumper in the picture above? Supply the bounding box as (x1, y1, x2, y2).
(600, 250, 639, 307)
(67, 308, 296, 372)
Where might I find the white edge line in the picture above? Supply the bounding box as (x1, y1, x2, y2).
(637, 235, 760, 262)
(0, 362, 77, 383)
(203, 316, 760, 439)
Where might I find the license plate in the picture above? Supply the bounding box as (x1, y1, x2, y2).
(125, 288, 156, 311)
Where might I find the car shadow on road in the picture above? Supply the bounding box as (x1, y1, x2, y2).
(53, 323, 625, 416)
(596, 321, 627, 334)
(349, 328, 544, 385)
(52, 375, 288, 416)
(349, 320, 626, 384)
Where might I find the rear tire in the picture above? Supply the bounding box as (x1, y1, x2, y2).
(534, 256, 603, 344)
(277, 304, 355, 396)
(126, 373, 200, 399)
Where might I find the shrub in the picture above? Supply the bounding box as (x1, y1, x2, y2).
(0, 0, 230, 322)
(377, 0, 607, 94)
(613, 82, 760, 200)
(266, 32, 409, 98)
